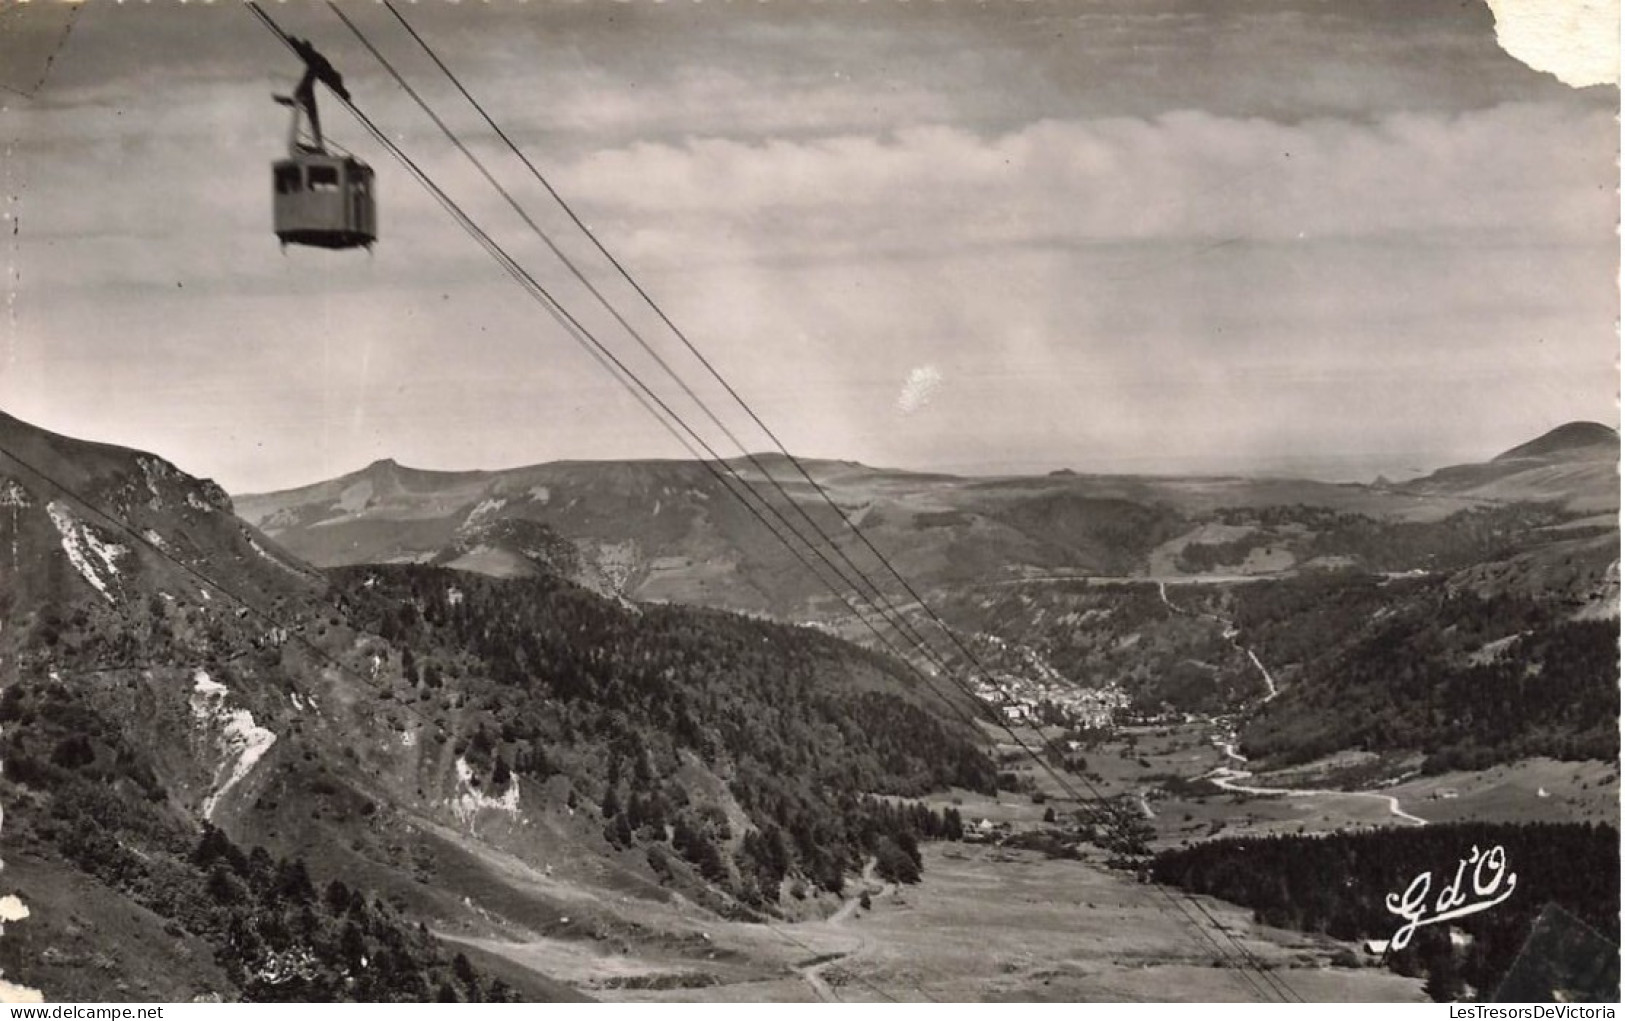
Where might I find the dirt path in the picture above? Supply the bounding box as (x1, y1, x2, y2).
(794, 858, 891, 1000)
(1135, 790, 1157, 819)
(797, 956, 841, 1002)
(829, 858, 884, 925)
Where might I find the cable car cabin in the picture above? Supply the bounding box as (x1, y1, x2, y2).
(270, 39, 374, 250)
(272, 153, 376, 250)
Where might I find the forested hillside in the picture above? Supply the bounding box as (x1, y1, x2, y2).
(1233, 571, 1619, 769)
(330, 566, 992, 903)
(0, 551, 990, 999)
(0, 675, 526, 1002)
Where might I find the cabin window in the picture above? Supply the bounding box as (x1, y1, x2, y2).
(274, 165, 303, 195)
(309, 165, 340, 192)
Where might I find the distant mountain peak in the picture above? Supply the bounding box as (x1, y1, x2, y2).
(1493, 421, 1619, 463)
(1399, 419, 1618, 512)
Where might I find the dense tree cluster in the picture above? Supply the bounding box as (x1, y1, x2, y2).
(1151, 822, 1620, 1001)
(1174, 538, 1270, 573)
(334, 566, 992, 904)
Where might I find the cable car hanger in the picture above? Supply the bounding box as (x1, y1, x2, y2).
(275, 36, 349, 154)
(270, 37, 377, 251)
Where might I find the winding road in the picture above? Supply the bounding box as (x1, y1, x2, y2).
(1159, 583, 1425, 826)
(1206, 742, 1428, 827)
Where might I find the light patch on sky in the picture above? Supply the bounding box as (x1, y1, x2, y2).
(896, 366, 943, 416)
(0, 1, 1616, 492)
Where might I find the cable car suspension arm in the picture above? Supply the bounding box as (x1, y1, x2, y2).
(273, 36, 350, 155)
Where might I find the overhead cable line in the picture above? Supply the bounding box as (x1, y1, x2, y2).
(334, 4, 1183, 858)
(376, 0, 1063, 701)
(242, 2, 1297, 1000)
(324, 0, 1167, 824)
(245, 2, 1022, 774)
(333, 1, 975, 705)
(346, 11, 1301, 999)
(261, 4, 1296, 1000)
(315, 5, 1081, 824)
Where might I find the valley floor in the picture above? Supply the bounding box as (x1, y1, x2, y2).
(428, 701, 1613, 1003)
(448, 844, 1426, 1002)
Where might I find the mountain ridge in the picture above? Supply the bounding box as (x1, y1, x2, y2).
(1397, 420, 1618, 511)
(232, 419, 1618, 619)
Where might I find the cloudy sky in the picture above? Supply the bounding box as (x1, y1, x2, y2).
(1, 0, 1617, 492)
